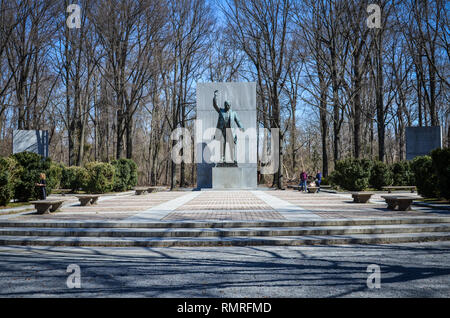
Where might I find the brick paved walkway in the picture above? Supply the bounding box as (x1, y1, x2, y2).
(267, 191, 449, 218)
(9, 192, 187, 221)
(3, 189, 449, 222)
(163, 191, 284, 221)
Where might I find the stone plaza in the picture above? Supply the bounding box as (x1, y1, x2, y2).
(0, 189, 449, 246)
(0, 188, 449, 297)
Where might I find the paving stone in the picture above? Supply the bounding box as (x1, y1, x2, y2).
(266, 191, 449, 219)
(3, 190, 449, 223)
(163, 191, 284, 221)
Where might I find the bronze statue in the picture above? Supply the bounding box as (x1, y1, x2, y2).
(213, 90, 244, 164)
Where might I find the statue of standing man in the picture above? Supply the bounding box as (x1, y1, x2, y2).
(213, 90, 244, 165)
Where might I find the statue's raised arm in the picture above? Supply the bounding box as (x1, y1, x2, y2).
(213, 90, 220, 113)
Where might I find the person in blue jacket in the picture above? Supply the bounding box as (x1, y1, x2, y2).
(315, 171, 322, 192)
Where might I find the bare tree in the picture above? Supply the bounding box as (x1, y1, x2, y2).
(223, 0, 293, 189)
(166, 0, 214, 189)
(90, 0, 167, 160)
(5, 0, 58, 130)
(0, 0, 20, 102)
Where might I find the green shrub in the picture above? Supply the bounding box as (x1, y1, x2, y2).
(0, 173, 9, 205)
(411, 155, 439, 198)
(0, 157, 20, 206)
(392, 161, 415, 186)
(329, 158, 373, 191)
(46, 162, 63, 195)
(62, 166, 89, 192)
(11, 152, 52, 201)
(321, 176, 330, 185)
(431, 148, 450, 199)
(370, 161, 393, 190)
(85, 162, 115, 194)
(111, 159, 138, 192)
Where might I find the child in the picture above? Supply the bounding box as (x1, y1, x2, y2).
(36, 173, 47, 200)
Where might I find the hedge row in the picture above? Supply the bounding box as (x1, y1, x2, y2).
(329, 158, 373, 191)
(431, 148, 450, 200)
(329, 148, 450, 199)
(329, 158, 414, 191)
(0, 157, 20, 206)
(62, 159, 138, 194)
(111, 158, 138, 192)
(0, 152, 138, 205)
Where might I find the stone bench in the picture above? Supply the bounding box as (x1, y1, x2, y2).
(307, 187, 319, 193)
(135, 187, 149, 195)
(291, 185, 317, 192)
(134, 187, 163, 195)
(30, 200, 65, 214)
(382, 186, 416, 193)
(382, 196, 416, 211)
(351, 192, 374, 203)
(148, 187, 165, 193)
(75, 195, 100, 206)
(55, 189, 72, 196)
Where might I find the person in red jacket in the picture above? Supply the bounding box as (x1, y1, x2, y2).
(299, 170, 308, 192)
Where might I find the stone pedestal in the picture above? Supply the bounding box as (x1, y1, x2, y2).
(212, 167, 257, 189)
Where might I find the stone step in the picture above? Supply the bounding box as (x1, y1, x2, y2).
(0, 223, 449, 238)
(1, 216, 450, 229)
(0, 232, 449, 247)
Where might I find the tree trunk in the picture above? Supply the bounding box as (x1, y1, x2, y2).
(352, 52, 362, 159)
(290, 104, 296, 173)
(170, 140, 177, 190)
(416, 61, 423, 127)
(330, 46, 341, 166)
(272, 86, 283, 189)
(428, 43, 438, 126)
(398, 106, 405, 161)
(126, 112, 133, 159)
(318, 63, 329, 177)
(180, 86, 186, 188)
(319, 99, 329, 177)
(375, 30, 385, 162)
(116, 109, 124, 159)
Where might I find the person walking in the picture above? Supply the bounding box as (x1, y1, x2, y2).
(315, 171, 322, 192)
(36, 173, 47, 200)
(299, 170, 308, 193)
